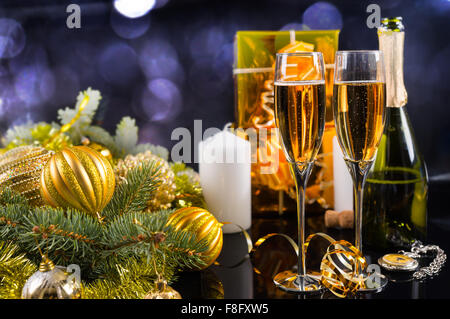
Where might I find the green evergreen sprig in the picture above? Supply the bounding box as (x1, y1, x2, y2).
(20, 207, 103, 267)
(0, 158, 208, 298)
(102, 161, 162, 220)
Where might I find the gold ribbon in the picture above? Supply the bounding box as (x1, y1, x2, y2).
(43, 94, 90, 147)
(216, 225, 368, 298)
(304, 232, 367, 298)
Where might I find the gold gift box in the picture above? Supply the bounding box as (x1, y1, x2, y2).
(233, 30, 340, 215)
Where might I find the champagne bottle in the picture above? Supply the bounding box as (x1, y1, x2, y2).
(363, 17, 428, 251)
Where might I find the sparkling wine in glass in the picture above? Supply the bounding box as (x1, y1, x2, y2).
(333, 50, 388, 292)
(273, 52, 326, 293)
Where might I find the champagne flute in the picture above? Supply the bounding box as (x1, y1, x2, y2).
(273, 52, 326, 293)
(333, 50, 388, 292)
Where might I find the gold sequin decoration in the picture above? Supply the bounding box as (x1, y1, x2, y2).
(0, 146, 54, 206)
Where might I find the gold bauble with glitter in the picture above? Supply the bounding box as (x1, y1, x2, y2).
(114, 151, 176, 211)
(144, 276, 182, 299)
(21, 256, 82, 299)
(40, 146, 115, 215)
(166, 207, 223, 270)
(0, 146, 54, 206)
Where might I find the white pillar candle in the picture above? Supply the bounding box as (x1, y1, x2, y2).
(199, 129, 251, 233)
(333, 136, 353, 212)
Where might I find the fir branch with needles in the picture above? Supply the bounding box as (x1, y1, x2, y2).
(19, 207, 103, 267)
(102, 161, 162, 221)
(101, 210, 207, 270)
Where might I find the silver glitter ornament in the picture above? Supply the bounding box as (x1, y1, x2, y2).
(21, 256, 82, 299)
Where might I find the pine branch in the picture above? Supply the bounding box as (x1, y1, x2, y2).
(101, 210, 207, 270)
(0, 188, 34, 242)
(19, 207, 103, 268)
(102, 162, 162, 220)
(171, 162, 206, 209)
(0, 187, 29, 207)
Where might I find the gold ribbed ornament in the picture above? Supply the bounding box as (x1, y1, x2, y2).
(114, 151, 176, 211)
(166, 207, 223, 270)
(21, 256, 82, 299)
(40, 146, 115, 216)
(0, 146, 54, 206)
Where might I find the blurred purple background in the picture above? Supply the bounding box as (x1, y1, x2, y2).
(0, 0, 449, 176)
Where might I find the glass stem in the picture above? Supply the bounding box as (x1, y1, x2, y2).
(289, 162, 313, 278)
(345, 160, 373, 253)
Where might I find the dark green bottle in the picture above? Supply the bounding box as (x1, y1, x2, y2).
(363, 17, 428, 251)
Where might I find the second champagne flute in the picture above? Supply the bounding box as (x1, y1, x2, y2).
(333, 50, 388, 292)
(273, 52, 326, 293)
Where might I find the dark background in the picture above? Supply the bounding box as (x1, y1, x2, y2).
(0, 0, 449, 178)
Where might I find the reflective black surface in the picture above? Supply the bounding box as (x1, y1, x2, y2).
(174, 181, 450, 299)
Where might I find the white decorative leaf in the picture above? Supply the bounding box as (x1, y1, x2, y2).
(114, 116, 138, 156)
(58, 87, 102, 128)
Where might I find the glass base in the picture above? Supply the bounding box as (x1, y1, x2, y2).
(273, 271, 324, 294)
(356, 272, 388, 294)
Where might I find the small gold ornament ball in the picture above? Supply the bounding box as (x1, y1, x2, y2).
(0, 146, 54, 206)
(81, 137, 113, 164)
(21, 257, 81, 299)
(144, 277, 182, 299)
(166, 207, 223, 270)
(40, 146, 115, 215)
(115, 151, 176, 211)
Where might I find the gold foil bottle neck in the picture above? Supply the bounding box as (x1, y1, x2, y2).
(378, 17, 408, 108)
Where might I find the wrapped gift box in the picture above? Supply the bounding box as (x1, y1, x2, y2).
(233, 30, 340, 214)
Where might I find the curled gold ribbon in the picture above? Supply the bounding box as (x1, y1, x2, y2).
(304, 233, 367, 298)
(213, 223, 298, 273)
(251, 233, 298, 275)
(216, 225, 368, 298)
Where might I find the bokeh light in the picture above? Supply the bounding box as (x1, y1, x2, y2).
(98, 42, 140, 86)
(302, 2, 343, 30)
(280, 22, 311, 31)
(139, 38, 184, 83)
(139, 123, 166, 147)
(141, 78, 182, 122)
(189, 26, 226, 59)
(14, 65, 55, 107)
(0, 80, 23, 122)
(113, 0, 156, 18)
(110, 9, 150, 39)
(153, 0, 170, 9)
(430, 0, 450, 12)
(8, 44, 49, 76)
(0, 18, 26, 59)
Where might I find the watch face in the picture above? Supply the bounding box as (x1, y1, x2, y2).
(378, 253, 419, 272)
